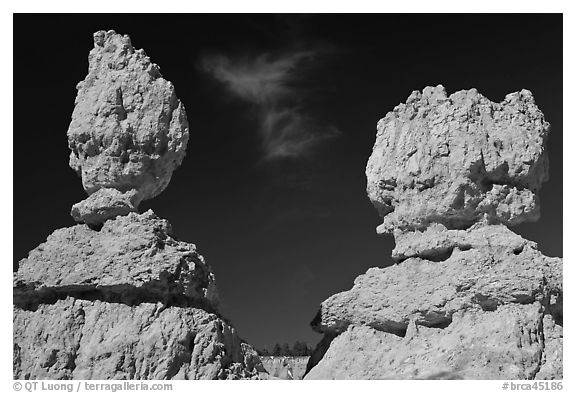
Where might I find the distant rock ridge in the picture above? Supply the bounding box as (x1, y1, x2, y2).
(260, 356, 309, 380)
(13, 30, 264, 380)
(305, 86, 562, 380)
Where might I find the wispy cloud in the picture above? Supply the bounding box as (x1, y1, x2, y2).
(201, 51, 339, 160)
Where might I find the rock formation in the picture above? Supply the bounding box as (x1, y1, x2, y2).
(305, 86, 562, 380)
(68, 30, 189, 226)
(13, 30, 264, 380)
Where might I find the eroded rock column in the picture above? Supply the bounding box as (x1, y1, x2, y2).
(305, 86, 562, 380)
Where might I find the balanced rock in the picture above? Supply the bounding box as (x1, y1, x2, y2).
(68, 30, 189, 224)
(366, 85, 550, 234)
(305, 87, 562, 380)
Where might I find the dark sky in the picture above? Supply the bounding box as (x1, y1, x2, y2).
(13, 14, 562, 350)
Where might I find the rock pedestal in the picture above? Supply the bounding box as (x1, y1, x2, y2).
(305, 86, 562, 380)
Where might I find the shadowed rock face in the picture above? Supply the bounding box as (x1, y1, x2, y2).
(68, 30, 189, 225)
(366, 85, 550, 234)
(14, 31, 264, 380)
(306, 87, 562, 380)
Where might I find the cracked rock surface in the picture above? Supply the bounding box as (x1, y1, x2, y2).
(306, 86, 562, 380)
(68, 30, 189, 224)
(366, 85, 550, 234)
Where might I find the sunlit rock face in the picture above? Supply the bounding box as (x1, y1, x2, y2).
(14, 31, 265, 380)
(306, 87, 562, 380)
(366, 85, 550, 235)
(68, 30, 189, 225)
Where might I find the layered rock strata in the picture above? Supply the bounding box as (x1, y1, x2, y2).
(14, 30, 264, 380)
(305, 86, 562, 380)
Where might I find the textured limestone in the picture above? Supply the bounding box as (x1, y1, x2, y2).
(70, 188, 141, 226)
(14, 211, 219, 311)
(366, 85, 550, 234)
(68, 30, 189, 212)
(14, 298, 265, 380)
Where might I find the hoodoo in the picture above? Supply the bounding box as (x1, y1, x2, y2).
(305, 86, 562, 380)
(13, 30, 264, 380)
